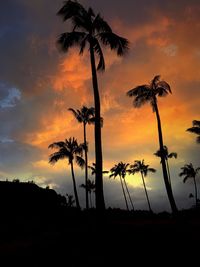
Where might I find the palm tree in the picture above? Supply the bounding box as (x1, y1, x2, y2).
(80, 179, 96, 208)
(88, 162, 109, 176)
(57, 1, 129, 210)
(154, 145, 177, 186)
(127, 75, 178, 213)
(69, 106, 95, 209)
(49, 137, 85, 210)
(187, 120, 200, 144)
(109, 162, 133, 211)
(179, 163, 200, 208)
(129, 160, 155, 212)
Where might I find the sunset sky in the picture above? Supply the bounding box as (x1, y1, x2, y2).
(0, 0, 200, 211)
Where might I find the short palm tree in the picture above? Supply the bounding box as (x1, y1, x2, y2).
(127, 75, 178, 213)
(80, 179, 96, 208)
(110, 162, 134, 211)
(154, 145, 177, 186)
(88, 162, 109, 176)
(69, 106, 95, 209)
(49, 137, 85, 210)
(187, 120, 200, 144)
(129, 160, 156, 212)
(179, 163, 200, 208)
(57, 0, 129, 210)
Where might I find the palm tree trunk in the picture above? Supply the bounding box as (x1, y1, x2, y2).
(141, 172, 152, 212)
(166, 159, 171, 186)
(124, 179, 135, 211)
(153, 98, 178, 213)
(89, 192, 93, 208)
(70, 161, 81, 210)
(119, 175, 129, 211)
(193, 177, 198, 208)
(83, 123, 89, 209)
(90, 44, 105, 210)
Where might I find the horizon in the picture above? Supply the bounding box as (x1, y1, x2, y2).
(0, 0, 200, 212)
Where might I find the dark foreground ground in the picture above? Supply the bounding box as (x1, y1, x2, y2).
(0, 207, 200, 266)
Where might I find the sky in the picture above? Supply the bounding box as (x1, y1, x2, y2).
(0, 0, 200, 212)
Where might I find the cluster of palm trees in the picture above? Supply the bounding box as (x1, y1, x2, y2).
(48, 1, 199, 213)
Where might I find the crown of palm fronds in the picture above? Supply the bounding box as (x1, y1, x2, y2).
(129, 160, 156, 177)
(109, 162, 129, 179)
(179, 163, 200, 183)
(154, 146, 177, 160)
(88, 162, 109, 175)
(187, 120, 200, 144)
(57, 0, 129, 71)
(48, 137, 84, 166)
(127, 75, 172, 111)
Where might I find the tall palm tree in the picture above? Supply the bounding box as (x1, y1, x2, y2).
(129, 160, 155, 212)
(154, 145, 177, 186)
(110, 162, 133, 211)
(57, 1, 129, 210)
(69, 106, 95, 209)
(179, 163, 200, 208)
(49, 137, 85, 210)
(80, 179, 96, 208)
(127, 75, 178, 213)
(187, 120, 200, 144)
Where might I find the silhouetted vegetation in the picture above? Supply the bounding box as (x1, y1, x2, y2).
(49, 137, 85, 210)
(69, 106, 95, 209)
(179, 163, 200, 208)
(187, 120, 200, 143)
(127, 75, 178, 213)
(57, 0, 129, 210)
(129, 160, 155, 212)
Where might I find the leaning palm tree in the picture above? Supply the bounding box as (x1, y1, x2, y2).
(127, 75, 178, 213)
(80, 179, 96, 208)
(179, 163, 200, 208)
(57, 1, 129, 210)
(129, 160, 155, 212)
(187, 120, 200, 144)
(154, 145, 177, 186)
(49, 137, 85, 210)
(69, 106, 95, 209)
(109, 162, 132, 211)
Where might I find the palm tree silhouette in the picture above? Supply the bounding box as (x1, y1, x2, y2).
(154, 145, 177, 186)
(57, 1, 129, 210)
(179, 163, 200, 208)
(110, 162, 134, 211)
(88, 162, 109, 176)
(49, 137, 85, 210)
(187, 120, 200, 144)
(127, 75, 178, 213)
(69, 106, 95, 209)
(80, 179, 96, 208)
(129, 160, 155, 212)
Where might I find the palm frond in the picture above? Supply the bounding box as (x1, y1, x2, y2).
(168, 152, 177, 159)
(68, 108, 83, 123)
(57, 1, 87, 22)
(98, 32, 129, 56)
(56, 31, 86, 53)
(92, 37, 105, 71)
(49, 152, 67, 164)
(187, 126, 200, 135)
(92, 14, 112, 33)
(193, 120, 200, 127)
(148, 168, 156, 173)
(79, 34, 90, 54)
(48, 142, 65, 149)
(75, 156, 85, 169)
